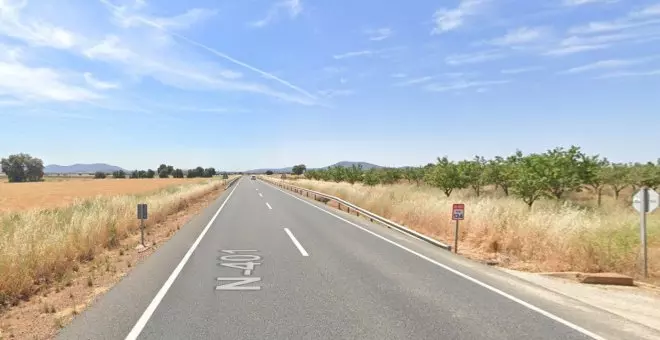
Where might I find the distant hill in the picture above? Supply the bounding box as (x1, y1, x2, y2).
(44, 163, 125, 174)
(245, 161, 383, 174)
(323, 161, 382, 170)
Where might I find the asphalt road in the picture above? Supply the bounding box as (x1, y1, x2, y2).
(58, 177, 651, 340)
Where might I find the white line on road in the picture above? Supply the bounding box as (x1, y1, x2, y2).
(284, 228, 309, 256)
(259, 193, 263, 198)
(266, 202, 272, 210)
(124, 179, 242, 340)
(264, 181, 606, 340)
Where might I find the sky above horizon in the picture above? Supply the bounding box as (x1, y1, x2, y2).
(0, 0, 659, 171)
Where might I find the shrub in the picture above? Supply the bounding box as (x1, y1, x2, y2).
(94, 171, 107, 179)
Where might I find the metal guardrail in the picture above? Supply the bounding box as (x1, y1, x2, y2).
(260, 177, 452, 251)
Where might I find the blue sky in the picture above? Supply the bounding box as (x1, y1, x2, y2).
(0, 0, 659, 171)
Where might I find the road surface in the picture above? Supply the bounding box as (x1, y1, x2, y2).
(58, 177, 651, 339)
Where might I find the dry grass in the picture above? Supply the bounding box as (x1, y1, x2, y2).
(0, 178, 209, 212)
(278, 178, 660, 281)
(0, 178, 232, 305)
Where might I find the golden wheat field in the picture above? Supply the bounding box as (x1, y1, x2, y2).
(0, 178, 231, 304)
(0, 178, 208, 212)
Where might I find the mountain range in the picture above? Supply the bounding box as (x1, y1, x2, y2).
(245, 161, 383, 174)
(44, 163, 126, 174)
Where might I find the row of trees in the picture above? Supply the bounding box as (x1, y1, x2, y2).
(96, 165, 218, 179)
(1, 154, 45, 182)
(302, 146, 660, 208)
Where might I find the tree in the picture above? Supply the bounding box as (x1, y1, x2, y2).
(172, 168, 185, 178)
(580, 155, 609, 206)
(146, 169, 156, 178)
(292, 164, 306, 175)
(345, 164, 363, 184)
(166, 165, 174, 175)
(158, 169, 169, 178)
(629, 163, 660, 191)
(542, 146, 585, 199)
(485, 155, 518, 196)
(94, 171, 107, 179)
(511, 154, 549, 209)
(363, 169, 380, 186)
(112, 170, 126, 179)
(203, 168, 216, 178)
(157, 164, 168, 175)
(265, 170, 274, 175)
(1, 153, 45, 182)
(601, 163, 629, 200)
(403, 167, 424, 186)
(425, 157, 466, 197)
(458, 156, 487, 196)
(130, 170, 139, 179)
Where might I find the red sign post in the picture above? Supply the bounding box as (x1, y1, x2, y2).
(451, 204, 465, 253)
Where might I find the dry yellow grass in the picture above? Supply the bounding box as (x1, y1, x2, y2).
(0, 178, 209, 212)
(0, 178, 234, 305)
(278, 178, 659, 281)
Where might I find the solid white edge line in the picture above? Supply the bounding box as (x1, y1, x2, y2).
(263, 181, 606, 340)
(266, 202, 272, 210)
(284, 227, 309, 256)
(124, 178, 242, 340)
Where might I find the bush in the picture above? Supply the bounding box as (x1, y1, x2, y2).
(94, 171, 107, 179)
(159, 170, 169, 178)
(146, 169, 156, 179)
(266, 170, 274, 175)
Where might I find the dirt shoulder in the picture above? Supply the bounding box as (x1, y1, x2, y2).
(0, 183, 227, 340)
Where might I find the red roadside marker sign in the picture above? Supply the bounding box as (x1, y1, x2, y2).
(452, 204, 465, 221)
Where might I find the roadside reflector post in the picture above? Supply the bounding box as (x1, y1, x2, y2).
(137, 203, 148, 247)
(451, 204, 465, 254)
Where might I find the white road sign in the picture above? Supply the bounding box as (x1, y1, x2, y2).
(633, 188, 659, 213)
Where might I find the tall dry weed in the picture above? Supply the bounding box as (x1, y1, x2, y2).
(0, 179, 224, 304)
(283, 179, 659, 279)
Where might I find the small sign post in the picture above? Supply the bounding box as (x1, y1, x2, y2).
(632, 188, 659, 278)
(137, 203, 148, 247)
(451, 204, 465, 254)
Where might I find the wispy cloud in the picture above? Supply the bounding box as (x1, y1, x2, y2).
(490, 27, 546, 46)
(84, 72, 120, 90)
(501, 66, 543, 74)
(102, 0, 217, 31)
(317, 89, 355, 98)
(569, 3, 660, 34)
(445, 50, 504, 65)
(424, 79, 510, 92)
(333, 50, 375, 59)
(559, 58, 655, 74)
(596, 69, 660, 79)
(563, 0, 619, 6)
(0, 1, 77, 49)
(0, 60, 100, 102)
(98, 0, 317, 104)
(250, 0, 303, 28)
(544, 44, 609, 56)
(393, 76, 435, 87)
(364, 28, 393, 41)
(390, 73, 408, 78)
(432, 0, 488, 34)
